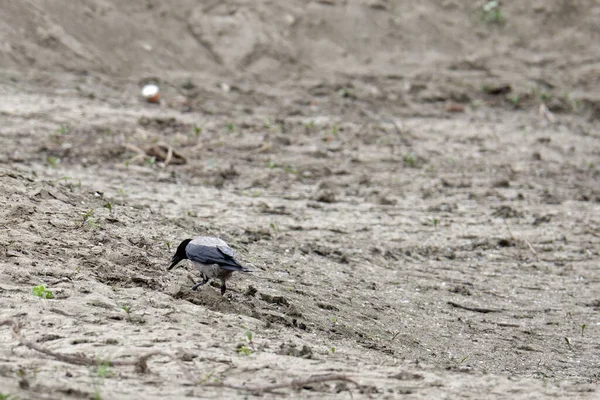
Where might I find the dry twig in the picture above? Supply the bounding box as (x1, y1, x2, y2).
(448, 301, 503, 314)
(1, 319, 193, 380)
(503, 219, 538, 258)
(203, 374, 359, 393)
(2, 319, 359, 394)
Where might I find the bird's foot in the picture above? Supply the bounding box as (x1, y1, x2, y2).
(191, 277, 209, 291)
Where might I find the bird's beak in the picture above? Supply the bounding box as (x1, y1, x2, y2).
(167, 255, 182, 271)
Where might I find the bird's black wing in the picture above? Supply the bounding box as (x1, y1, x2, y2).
(186, 244, 246, 271)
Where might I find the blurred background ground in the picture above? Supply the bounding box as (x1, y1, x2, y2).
(0, 1, 599, 399)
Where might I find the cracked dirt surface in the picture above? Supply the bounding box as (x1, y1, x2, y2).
(1, 1, 599, 399)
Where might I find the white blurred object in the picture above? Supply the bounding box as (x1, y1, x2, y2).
(142, 84, 160, 103)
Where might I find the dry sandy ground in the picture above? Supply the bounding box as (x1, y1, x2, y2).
(1, 1, 600, 399)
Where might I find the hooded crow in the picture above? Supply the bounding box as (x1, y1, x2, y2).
(168, 236, 250, 295)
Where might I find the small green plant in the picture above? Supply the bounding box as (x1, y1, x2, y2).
(81, 209, 98, 229)
(566, 95, 580, 113)
(96, 359, 112, 379)
(144, 156, 156, 166)
(245, 329, 254, 344)
(193, 125, 202, 136)
(403, 152, 417, 168)
(55, 126, 69, 135)
(339, 87, 352, 98)
(482, 1, 505, 24)
(118, 188, 126, 204)
(226, 122, 235, 132)
(0, 393, 16, 400)
(32, 285, 54, 299)
(508, 95, 520, 107)
(237, 346, 252, 356)
(330, 347, 336, 353)
(564, 337, 573, 351)
(305, 121, 316, 131)
(87, 218, 99, 229)
(580, 324, 587, 337)
(81, 209, 94, 223)
(103, 201, 113, 214)
(269, 222, 278, 233)
(432, 217, 439, 227)
(282, 165, 297, 174)
(198, 370, 215, 384)
(93, 358, 112, 400)
(331, 124, 339, 137)
(267, 161, 277, 169)
(471, 99, 484, 109)
(47, 156, 60, 168)
(449, 355, 469, 368)
(166, 241, 171, 251)
(121, 305, 131, 314)
(539, 92, 552, 103)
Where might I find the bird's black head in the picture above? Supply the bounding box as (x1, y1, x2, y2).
(167, 239, 192, 270)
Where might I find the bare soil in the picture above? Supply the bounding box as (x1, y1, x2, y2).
(1, 1, 600, 398)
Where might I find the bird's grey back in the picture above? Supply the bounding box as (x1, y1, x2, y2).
(191, 236, 229, 248)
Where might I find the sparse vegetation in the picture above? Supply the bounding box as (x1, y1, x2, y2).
(564, 337, 573, 351)
(32, 284, 54, 299)
(339, 87, 352, 98)
(93, 358, 112, 400)
(244, 329, 254, 345)
(96, 359, 112, 378)
(539, 92, 552, 103)
(237, 346, 252, 356)
(236, 328, 255, 356)
(452, 356, 469, 367)
(55, 125, 69, 135)
(403, 152, 418, 168)
(144, 156, 156, 166)
(47, 156, 60, 168)
(81, 209, 98, 229)
(269, 222, 279, 234)
(482, 1, 505, 24)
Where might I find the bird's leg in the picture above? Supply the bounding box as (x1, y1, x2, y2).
(191, 274, 209, 291)
(220, 279, 227, 296)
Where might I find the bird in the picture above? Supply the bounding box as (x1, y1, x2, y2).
(167, 236, 250, 295)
